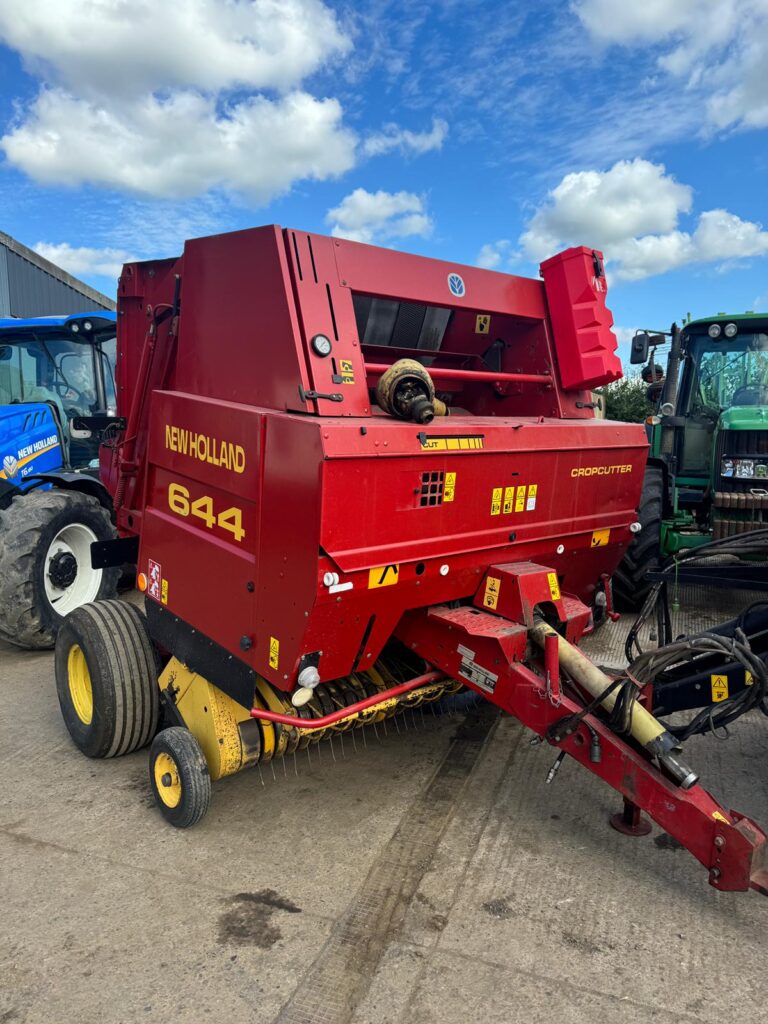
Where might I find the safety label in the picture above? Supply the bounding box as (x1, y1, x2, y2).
(711, 674, 729, 702)
(147, 559, 162, 602)
(515, 485, 526, 512)
(161, 578, 169, 605)
(746, 671, 753, 686)
(503, 486, 514, 514)
(475, 314, 491, 334)
(419, 434, 484, 451)
(490, 487, 502, 516)
(591, 528, 611, 548)
(483, 576, 501, 610)
(269, 636, 280, 671)
(527, 484, 538, 511)
(491, 481, 539, 514)
(457, 645, 498, 694)
(339, 359, 355, 384)
(368, 564, 400, 588)
(444, 471, 456, 502)
(547, 572, 561, 601)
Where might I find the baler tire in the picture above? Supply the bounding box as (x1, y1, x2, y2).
(149, 728, 211, 829)
(612, 464, 664, 611)
(0, 489, 120, 650)
(55, 600, 160, 758)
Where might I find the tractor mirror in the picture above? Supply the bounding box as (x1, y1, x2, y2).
(630, 332, 650, 364)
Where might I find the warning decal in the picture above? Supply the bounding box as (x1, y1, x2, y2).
(444, 471, 456, 502)
(490, 487, 502, 516)
(269, 636, 280, 671)
(147, 559, 162, 602)
(418, 433, 484, 451)
(503, 486, 514, 515)
(475, 314, 491, 334)
(711, 674, 729, 703)
(339, 359, 355, 383)
(547, 572, 561, 601)
(515, 485, 526, 512)
(526, 484, 537, 511)
(483, 576, 501, 610)
(368, 564, 400, 588)
(591, 528, 611, 547)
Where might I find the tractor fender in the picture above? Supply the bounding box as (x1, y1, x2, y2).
(23, 471, 114, 514)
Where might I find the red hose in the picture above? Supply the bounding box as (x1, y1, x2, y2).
(249, 670, 446, 730)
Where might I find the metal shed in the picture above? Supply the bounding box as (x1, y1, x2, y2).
(0, 231, 115, 317)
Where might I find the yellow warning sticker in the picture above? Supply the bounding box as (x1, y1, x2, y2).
(475, 314, 491, 334)
(161, 578, 169, 605)
(339, 359, 355, 383)
(711, 674, 729, 703)
(490, 487, 502, 516)
(527, 484, 538, 511)
(712, 811, 730, 824)
(503, 486, 515, 514)
(269, 636, 280, 670)
(547, 572, 561, 601)
(368, 564, 400, 588)
(444, 471, 456, 502)
(483, 575, 501, 610)
(515, 485, 526, 512)
(746, 670, 753, 686)
(591, 528, 611, 548)
(419, 435, 484, 451)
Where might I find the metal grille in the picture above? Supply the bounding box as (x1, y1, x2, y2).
(715, 429, 768, 492)
(419, 470, 444, 507)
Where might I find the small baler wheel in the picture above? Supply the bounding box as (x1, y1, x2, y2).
(149, 727, 211, 828)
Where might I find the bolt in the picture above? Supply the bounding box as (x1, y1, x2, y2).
(161, 773, 172, 787)
(714, 835, 725, 849)
(246, 581, 255, 592)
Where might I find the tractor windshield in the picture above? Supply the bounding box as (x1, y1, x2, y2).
(0, 333, 114, 421)
(689, 332, 768, 412)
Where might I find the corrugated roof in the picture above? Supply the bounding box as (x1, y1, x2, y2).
(0, 231, 116, 317)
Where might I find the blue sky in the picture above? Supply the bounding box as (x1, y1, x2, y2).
(1, 0, 767, 366)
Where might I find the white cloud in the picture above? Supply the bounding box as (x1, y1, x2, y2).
(4, 89, 356, 202)
(326, 188, 432, 244)
(476, 240, 516, 270)
(33, 242, 136, 280)
(0, 0, 350, 97)
(0, 0, 358, 203)
(521, 158, 768, 281)
(574, 0, 768, 131)
(363, 118, 448, 157)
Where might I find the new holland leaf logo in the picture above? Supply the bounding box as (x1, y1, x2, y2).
(2, 454, 18, 479)
(447, 273, 466, 298)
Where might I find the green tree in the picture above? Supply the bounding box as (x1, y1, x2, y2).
(595, 377, 654, 423)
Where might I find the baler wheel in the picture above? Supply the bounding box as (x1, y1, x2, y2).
(55, 600, 160, 758)
(149, 728, 211, 828)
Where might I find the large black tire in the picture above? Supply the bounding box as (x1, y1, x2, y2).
(55, 600, 160, 758)
(613, 464, 664, 611)
(149, 728, 211, 828)
(0, 489, 120, 649)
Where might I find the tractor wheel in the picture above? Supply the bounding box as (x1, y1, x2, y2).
(55, 600, 160, 758)
(0, 489, 120, 649)
(149, 728, 211, 828)
(612, 464, 664, 611)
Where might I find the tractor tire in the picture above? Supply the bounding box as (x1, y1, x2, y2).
(0, 489, 120, 649)
(55, 600, 160, 758)
(612, 464, 664, 611)
(149, 728, 211, 828)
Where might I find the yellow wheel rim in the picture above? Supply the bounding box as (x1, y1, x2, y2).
(154, 751, 182, 808)
(67, 644, 93, 725)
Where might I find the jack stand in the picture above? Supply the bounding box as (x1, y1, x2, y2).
(610, 797, 652, 837)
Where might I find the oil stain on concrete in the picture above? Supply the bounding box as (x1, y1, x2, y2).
(217, 890, 301, 948)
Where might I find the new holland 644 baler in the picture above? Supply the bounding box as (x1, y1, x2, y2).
(54, 225, 768, 896)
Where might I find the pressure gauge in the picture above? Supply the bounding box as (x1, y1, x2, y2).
(311, 334, 332, 357)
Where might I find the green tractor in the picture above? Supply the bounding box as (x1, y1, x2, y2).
(614, 312, 768, 609)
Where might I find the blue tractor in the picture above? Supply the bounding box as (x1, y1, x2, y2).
(0, 312, 120, 648)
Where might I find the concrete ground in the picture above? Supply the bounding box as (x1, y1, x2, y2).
(2, 590, 768, 1024)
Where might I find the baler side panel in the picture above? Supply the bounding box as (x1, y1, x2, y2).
(283, 231, 370, 417)
(139, 391, 264, 658)
(174, 226, 311, 413)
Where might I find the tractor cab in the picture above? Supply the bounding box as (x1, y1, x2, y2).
(616, 313, 768, 607)
(0, 312, 117, 486)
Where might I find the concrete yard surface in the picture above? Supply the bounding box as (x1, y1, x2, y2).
(2, 603, 768, 1024)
